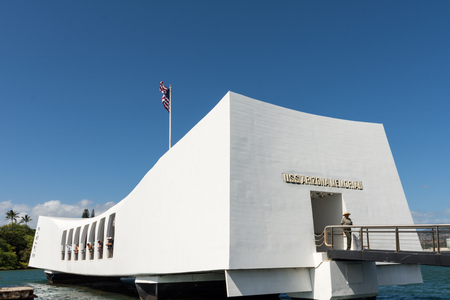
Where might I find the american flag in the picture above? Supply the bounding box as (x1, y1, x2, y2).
(159, 81, 170, 112)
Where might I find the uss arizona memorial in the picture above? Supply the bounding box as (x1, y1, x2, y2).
(29, 92, 422, 300)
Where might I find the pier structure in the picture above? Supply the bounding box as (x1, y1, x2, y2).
(30, 92, 423, 300)
(325, 224, 450, 267)
(0, 286, 37, 299)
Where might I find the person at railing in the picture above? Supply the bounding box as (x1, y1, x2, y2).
(341, 212, 353, 250)
(87, 242, 93, 259)
(74, 244, 79, 260)
(67, 244, 72, 260)
(106, 237, 114, 258)
(98, 240, 103, 259)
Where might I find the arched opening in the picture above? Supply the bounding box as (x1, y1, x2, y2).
(106, 213, 115, 258)
(80, 224, 89, 260)
(89, 222, 97, 260)
(67, 229, 73, 260)
(74, 227, 81, 260)
(97, 218, 105, 259)
(61, 230, 67, 260)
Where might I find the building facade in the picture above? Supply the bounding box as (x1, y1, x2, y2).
(30, 92, 422, 299)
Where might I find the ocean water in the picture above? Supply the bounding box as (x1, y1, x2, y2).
(1, 266, 450, 299)
(0, 269, 138, 300)
(377, 265, 450, 300)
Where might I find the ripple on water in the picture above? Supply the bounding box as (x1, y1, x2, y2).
(0, 270, 138, 300)
(28, 282, 139, 300)
(3, 266, 450, 300)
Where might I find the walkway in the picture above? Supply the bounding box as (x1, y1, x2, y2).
(322, 224, 450, 267)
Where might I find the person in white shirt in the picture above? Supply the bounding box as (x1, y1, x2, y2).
(341, 212, 353, 250)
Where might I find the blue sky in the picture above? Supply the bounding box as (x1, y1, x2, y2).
(1, 1, 449, 228)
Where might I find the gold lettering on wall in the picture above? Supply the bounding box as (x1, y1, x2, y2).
(282, 173, 363, 190)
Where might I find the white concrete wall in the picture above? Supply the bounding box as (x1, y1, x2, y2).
(289, 259, 378, 300)
(30, 95, 231, 276)
(116, 94, 231, 275)
(227, 92, 420, 271)
(377, 263, 423, 286)
(225, 268, 312, 297)
(330, 261, 379, 299)
(229, 94, 316, 269)
(30, 91, 420, 287)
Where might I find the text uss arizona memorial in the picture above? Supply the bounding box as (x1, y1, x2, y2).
(282, 173, 364, 190)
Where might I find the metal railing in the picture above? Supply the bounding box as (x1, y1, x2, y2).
(323, 224, 450, 253)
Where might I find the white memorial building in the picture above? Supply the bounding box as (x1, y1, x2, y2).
(29, 92, 422, 300)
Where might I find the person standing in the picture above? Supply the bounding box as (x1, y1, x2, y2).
(341, 212, 353, 250)
(106, 237, 114, 258)
(98, 240, 103, 259)
(74, 244, 79, 260)
(67, 244, 72, 260)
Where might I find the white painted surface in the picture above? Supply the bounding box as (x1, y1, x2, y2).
(135, 273, 225, 284)
(377, 264, 423, 286)
(29, 92, 422, 298)
(290, 260, 378, 300)
(30, 95, 231, 276)
(289, 259, 332, 300)
(330, 261, 379, 299)
(225, 269, 311, 297)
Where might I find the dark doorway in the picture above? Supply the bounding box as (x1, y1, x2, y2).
(311, 191, 343, 252)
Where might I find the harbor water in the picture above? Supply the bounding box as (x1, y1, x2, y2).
(1, 265, 450, 299)
(0, 268, 138, 300)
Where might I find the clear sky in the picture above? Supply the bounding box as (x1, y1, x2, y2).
(1, 1, 449, 228)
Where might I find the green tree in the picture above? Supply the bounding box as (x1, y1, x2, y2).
(91, 209, 95, 218)
(0, 225, 35, 269)
(81, 209, 90, 218)
(5, 210, 19, 230)
(0, 238, 10, 252)
(0, 238, 18, 270)
(18, 235, 34, 268)
(20, 214, 32, 226)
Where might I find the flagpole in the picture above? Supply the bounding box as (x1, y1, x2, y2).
(169, 84, 172, 149)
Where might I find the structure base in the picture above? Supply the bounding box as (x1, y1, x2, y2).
(44, 270, 121, 284)
(135, 280, 227, 300)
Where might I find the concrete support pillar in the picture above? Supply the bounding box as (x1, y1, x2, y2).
(135, 273, 226, 300)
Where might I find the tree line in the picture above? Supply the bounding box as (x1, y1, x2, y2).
(1, 208, 97, 269)
(82, 208, 95, 218)
(1, 210, 35, 269)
